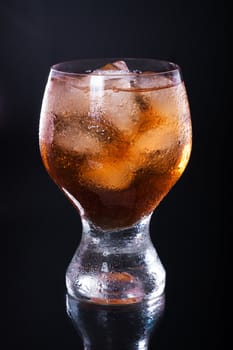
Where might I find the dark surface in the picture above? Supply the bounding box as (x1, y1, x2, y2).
(2, 0, 224, 349)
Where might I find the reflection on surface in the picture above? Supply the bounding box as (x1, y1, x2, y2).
(66, 293, 165, 350)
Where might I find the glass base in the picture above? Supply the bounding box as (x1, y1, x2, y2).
(66, 216, 165, 305)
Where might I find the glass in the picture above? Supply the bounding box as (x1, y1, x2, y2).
(39, 58, 192, 305)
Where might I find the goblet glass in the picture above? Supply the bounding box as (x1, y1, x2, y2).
(39, 58, 192, 305)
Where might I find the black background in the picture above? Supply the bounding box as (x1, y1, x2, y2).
(2, 0, 224, 349)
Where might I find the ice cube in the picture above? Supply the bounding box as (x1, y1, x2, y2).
(85, 63, 140, 138)
(87, 60, 134, 131)
(132, 124, 176, 156)
(128, 113, 188, 175)
(53, 113, 102, 154)
(92, 60, 130, 75)
(81, 157, 136, 190)
(98, 89, 143, 139)
(55, 129, 102, 154)
(90, 60, 131, 91)
(149, 82, 190, 122)
(44, 75, 90, 117)
(130, 71, 172, 90)
(88, 61, 151, 138)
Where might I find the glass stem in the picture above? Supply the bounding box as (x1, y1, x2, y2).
(66, 215, 165, 304)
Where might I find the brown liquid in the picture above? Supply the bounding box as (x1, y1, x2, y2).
(39, 78, 192, 229)
(40, 140, 188, 229)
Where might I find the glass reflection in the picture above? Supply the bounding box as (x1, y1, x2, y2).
(66, 293, 165, 350)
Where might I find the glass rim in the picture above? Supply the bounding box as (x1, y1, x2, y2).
(51, 58, 181, 77)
